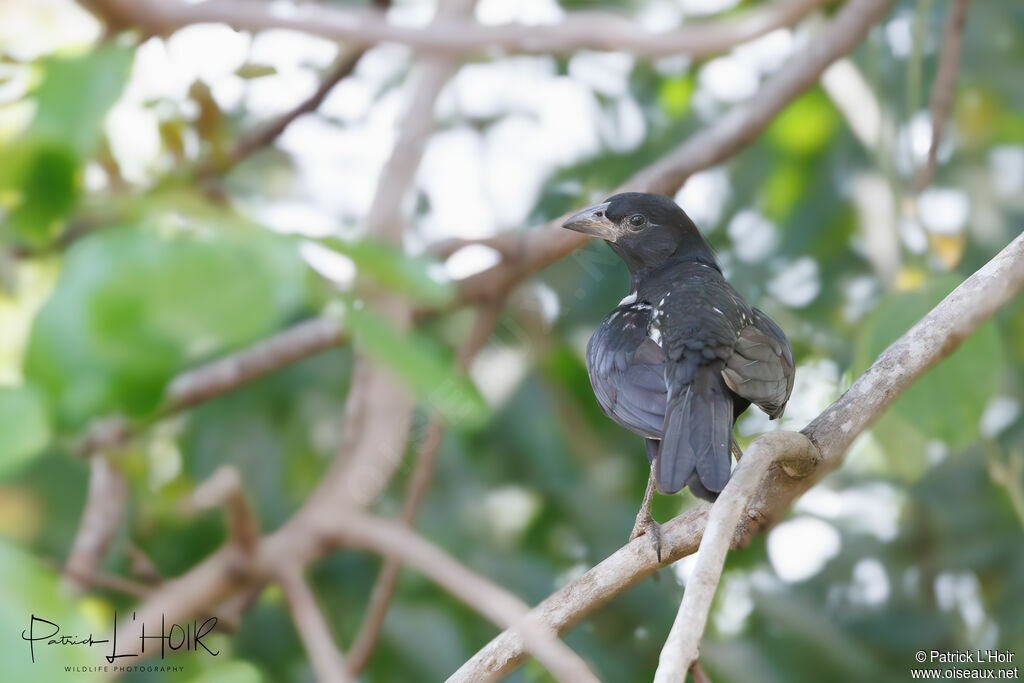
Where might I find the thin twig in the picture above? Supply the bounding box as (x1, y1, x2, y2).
(80, 0, 827, 59)
(200, 51, 365, 177)
(164, 317, 348, 413)
(187, 466, 261, 555)
(986, 449, 1024, 532)
(51, 561, 151, 598)
(278, 566, 354, 683)
(344, 422, 442, 674)
(63, 456, 127, 592)
(914, 0, 971, 193)
(197, 0, 393, 177)
(126, 542, 163, 583)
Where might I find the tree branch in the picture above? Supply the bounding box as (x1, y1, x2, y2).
(914, 0, 971, 193)
(163, 317, 348, 414)
(278, 565, 354, 683)
(345, 421, 444, 674)
(201, 50, 366, 177)
(325, 514, 599, 683)
(186, 466, 261, 555)
(448, 506, 710, 682)
(196, 0, 393, 178)
(79, 0, 827, 59)
(62, 456, 127, 592)
(75, 316, 348, 455)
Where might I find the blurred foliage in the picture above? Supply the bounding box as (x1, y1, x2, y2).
(1, 0, 1023, 682)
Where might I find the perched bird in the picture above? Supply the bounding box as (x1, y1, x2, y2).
(563, 192, 794, 558)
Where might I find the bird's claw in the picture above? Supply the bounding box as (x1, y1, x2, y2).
(629, 516, 663, 563)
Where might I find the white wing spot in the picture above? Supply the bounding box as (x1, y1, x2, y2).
(619, 292, 638, 306)
(649, 325, 663, 347)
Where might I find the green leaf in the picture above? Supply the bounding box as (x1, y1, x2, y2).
(766, 89, 839, 157)
(658, 75, 695, 118)
(25, 222, 311, 429)
(0, 385, 51, 478)
(0, 539, 98, 677)
(0, 44, 133, 245)
(855, 275, 1003, 453)
(339, 300, 488, 426)
(318, 238, 455, 307)
(30, 44, 134, 157)
(3, 143, 80, 242)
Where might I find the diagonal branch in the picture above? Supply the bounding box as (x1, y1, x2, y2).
(62, 455, 127, 592)
(196, 0, 394, 178)
(186, 466, 261, 555)
(76, 316, 348, 455)
(200, 51, 366, 177)
(278, 566, 354, 683)
(79, 0, 827, 59)
(324, 514, 600, 683)
(448, 506, 711, 682)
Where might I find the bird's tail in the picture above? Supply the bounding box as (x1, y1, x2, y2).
(656, 365, 734, 501)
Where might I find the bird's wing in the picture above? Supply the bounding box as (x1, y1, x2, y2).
(721, 307, 795, 419)
(586, 303, 667, 438)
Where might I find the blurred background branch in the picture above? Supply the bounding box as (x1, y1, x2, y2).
(79, 0, 830, 58)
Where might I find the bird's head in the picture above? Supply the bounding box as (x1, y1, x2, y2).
(562, 192, 716, 273)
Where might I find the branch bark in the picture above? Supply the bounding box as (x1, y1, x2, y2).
(200, 50, 366, 177)
(187, 466, 261, 555)
(79, 0, 826, 59)
(278, 566, 354, 683)
(326, 514, 600, 683)
(62, 456, 127, 592)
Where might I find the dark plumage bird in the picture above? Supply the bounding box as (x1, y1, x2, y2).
(563, 192, 795, 555)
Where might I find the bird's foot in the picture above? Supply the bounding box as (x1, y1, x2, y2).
(629, 512, 663, 563)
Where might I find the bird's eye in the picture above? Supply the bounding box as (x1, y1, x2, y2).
(628, 214, 646, 229)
